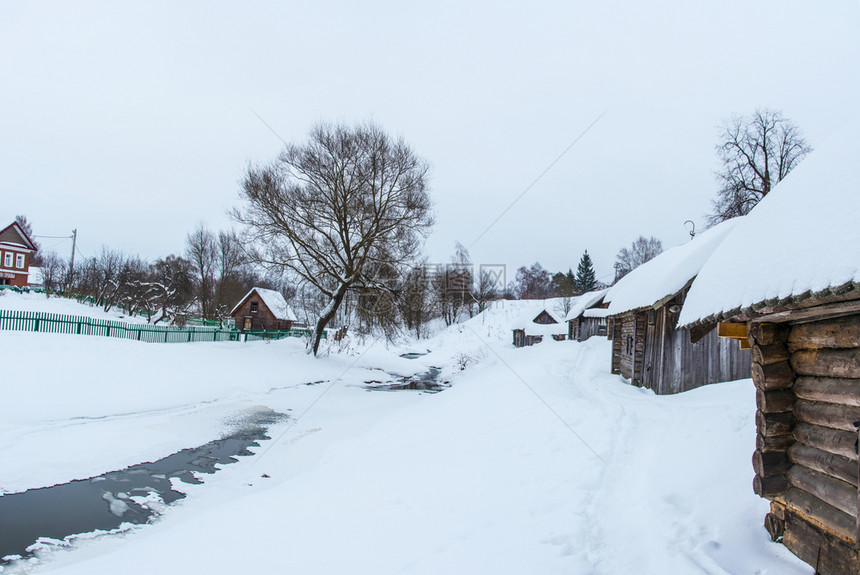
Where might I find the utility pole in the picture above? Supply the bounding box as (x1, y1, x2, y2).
(67, 229, 77, 293)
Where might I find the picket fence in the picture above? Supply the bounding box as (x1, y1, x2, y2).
(0, 308, 325, 344)
(0, 310, 241, 343)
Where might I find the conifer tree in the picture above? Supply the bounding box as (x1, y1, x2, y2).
(575, 250, 597, 293)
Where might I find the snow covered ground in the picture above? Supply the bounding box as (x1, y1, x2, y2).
(0, 291, 148, 324)
(0, 300, 811, 574)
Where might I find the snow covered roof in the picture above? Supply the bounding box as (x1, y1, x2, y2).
(605, 218, 742, 316)
(583, 307, 611, 319)
(564, 288, 609, 321)
(678, 118, 860, 327)
(511, 307, 564, 331)
(230, 287, 298, 321)
(0, 221, 37, 251)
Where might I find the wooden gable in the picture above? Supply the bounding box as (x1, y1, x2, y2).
(533, 310, 558, 325)
(0, 222, 37, 252)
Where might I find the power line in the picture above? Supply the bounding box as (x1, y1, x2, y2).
(467, 109, 609, 251)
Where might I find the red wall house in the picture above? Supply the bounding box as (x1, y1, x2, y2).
(0, 222, 37, 288)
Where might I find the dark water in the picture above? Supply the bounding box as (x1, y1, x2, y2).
(0, 409, 285, 565)
(365, 367, 449, 394)
(399, 352, 428, 360)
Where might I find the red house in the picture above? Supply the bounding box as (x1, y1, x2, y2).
(0, 221, 38, 288)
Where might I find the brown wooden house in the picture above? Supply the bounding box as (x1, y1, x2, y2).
(512, 308, 566, 347)
(230, 287, 297, 332)
(0, 221, 38, 288)
(604, 219, 751, 395)
(565, 288, 610, 342)
(677, 123, 860, 574)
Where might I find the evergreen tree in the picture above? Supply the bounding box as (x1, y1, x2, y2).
(575, 250, 597, 293)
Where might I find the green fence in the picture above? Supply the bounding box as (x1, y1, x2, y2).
(0, 310, 240, 343)
(185, 318, 225, 327)
(0, 310, 325, 344)
(244, 328, 323, 341)
(0, 285, 45, 295)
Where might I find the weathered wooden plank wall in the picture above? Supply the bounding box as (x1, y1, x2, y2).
(577, 317, 607, 342)
(639, 302, 751, 395)
(613, 312, 646, 384)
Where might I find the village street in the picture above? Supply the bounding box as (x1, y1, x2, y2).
(0, 302, 810, 574)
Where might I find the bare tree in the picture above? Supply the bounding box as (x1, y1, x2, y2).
(614, 236, 663, 282)
(473, 268, 499, 313)
(148, 255, 194, 324)
(434, 242, 473, 325)
(110, 256, 149, 316)
(185, 225, 217, 320)
(40, 251, 65, 295)
(398, 262, 435, 338)
(710, 109, 812, 224)
(93, 248, 123, 309)
(511, 262, 551, 299)
(213, 230, 245, 322)
(234, 121, 434, 355)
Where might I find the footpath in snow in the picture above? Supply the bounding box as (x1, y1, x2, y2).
(0, 299, 810, 574)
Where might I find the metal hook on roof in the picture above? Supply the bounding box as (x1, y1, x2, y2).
(684, 220, 696, 240)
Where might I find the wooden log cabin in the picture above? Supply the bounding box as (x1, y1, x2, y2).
(230, 287, 297, 332)
(604, 218, 751, 394)
(565, 288, 610, 342)
(677, 120, 860, 574)
(512, 308, 566, 347)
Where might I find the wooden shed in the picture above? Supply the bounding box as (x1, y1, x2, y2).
(604, 219, 751, 395)
(677, 121, 860, 574)
(512, 308, 566, 347)
(565, 288, 610, 342)
(230, 287, 297, 332)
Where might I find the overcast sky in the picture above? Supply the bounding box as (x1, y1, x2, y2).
(3, 1, 858, 285)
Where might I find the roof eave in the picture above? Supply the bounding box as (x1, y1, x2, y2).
(678, 281, 860, 329)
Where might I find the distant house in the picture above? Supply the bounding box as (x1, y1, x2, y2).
(0, 221, 38, 288)
(230, 287, 297, 332)
(605, 218, 751, 395)
(565, 288, 610, 342)
(512, 308, 566, 347)
(677, 120, 860, 574)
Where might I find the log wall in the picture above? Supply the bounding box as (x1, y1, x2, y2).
(754, 313, 860, 574)
(610, 318, 621, 375)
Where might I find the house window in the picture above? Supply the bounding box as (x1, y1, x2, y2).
(15, 254, 24, 269)
(626, 336, 633, 355)
(3, 253, 10, 268)
(250, 302, 258, 313)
